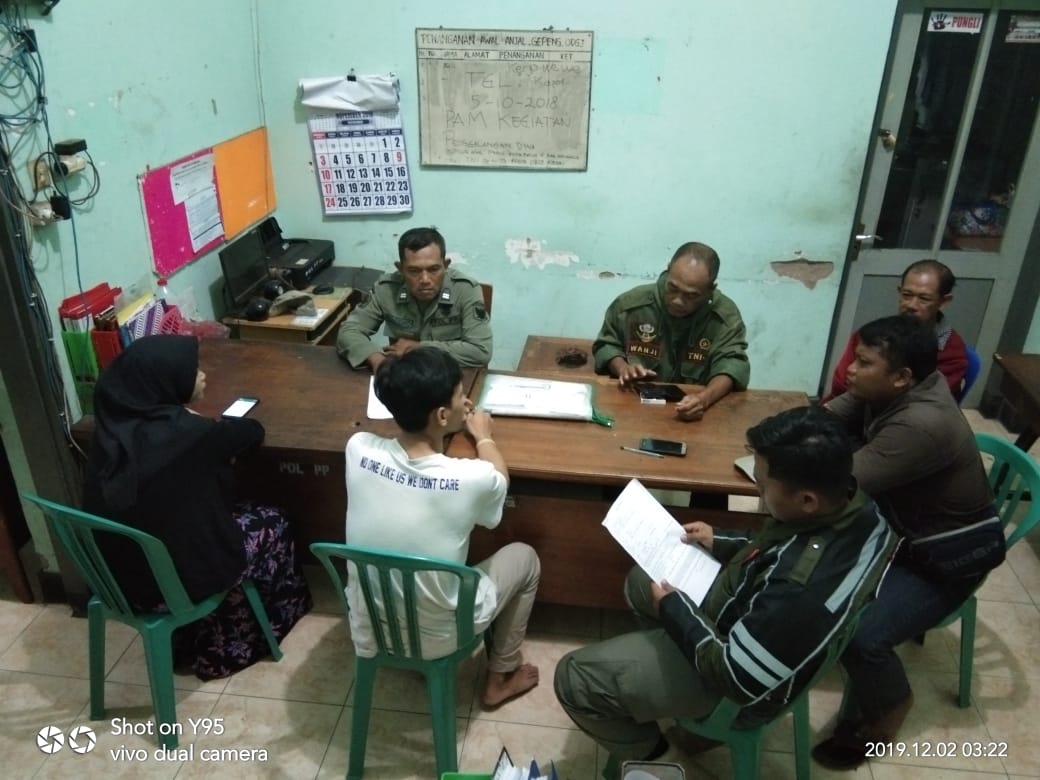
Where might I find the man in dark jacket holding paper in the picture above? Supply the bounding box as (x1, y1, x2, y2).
(554, 406, 896, 769)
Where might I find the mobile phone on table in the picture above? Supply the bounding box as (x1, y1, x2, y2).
(639, 437, 687, 457)
(633, 382, 686, 403)
(221, 396, 259, 419)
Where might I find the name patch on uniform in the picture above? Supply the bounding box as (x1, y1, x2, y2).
(386, 315, 417, 329)
(430, 315, 462, 327)
(627, 341, 661, 359)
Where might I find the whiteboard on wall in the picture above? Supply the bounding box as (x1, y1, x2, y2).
(416, 28, 593, 170)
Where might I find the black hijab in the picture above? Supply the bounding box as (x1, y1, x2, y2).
(90, 335, 213, 511)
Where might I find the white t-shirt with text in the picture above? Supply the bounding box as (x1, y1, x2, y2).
(344, 432, 507, 659)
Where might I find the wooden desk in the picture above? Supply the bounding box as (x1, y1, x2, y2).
(223, 287, 357, 346)
(71, 337, 802, 610)
(994, 353, 1040, 452)
(452, 366, 806, 608)
(517, 334, 597, 374)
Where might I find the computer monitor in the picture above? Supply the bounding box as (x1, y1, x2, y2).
(218, 225, 270, 311)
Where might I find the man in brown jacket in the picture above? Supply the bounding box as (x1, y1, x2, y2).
(815, 315, 1000, 770)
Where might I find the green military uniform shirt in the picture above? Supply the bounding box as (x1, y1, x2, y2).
(592, 272, 750, 387)
(336, 267, 492, 368)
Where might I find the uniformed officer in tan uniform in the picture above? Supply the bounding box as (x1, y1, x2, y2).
(336, 227, 492, 372)
(592, 241, 749, 421)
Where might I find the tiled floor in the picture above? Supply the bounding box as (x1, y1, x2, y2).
(1, 410, 1037, 779)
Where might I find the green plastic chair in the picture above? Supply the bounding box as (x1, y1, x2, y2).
(930, 432, 1040, 707)
(310, 542, 484, 780)
(603, 608, 865, 780)
(21, 493, 283, 749)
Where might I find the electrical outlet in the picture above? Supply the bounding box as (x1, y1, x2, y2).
(29, 159, 50, 189)
(28, 200, 58, 226)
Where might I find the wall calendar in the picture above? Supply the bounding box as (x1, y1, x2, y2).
(308, 110, 414, 216)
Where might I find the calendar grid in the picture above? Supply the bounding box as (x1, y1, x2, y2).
(309, 110, 414, 216)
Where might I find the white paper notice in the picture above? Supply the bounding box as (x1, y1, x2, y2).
(170, 154, 223, 251)
(602, 479, 721, 605)
(184, 188, 223, 251)
(366, 376, 393, 420)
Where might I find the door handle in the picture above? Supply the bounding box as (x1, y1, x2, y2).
(854, 234, 882, 244)
(877, 128, 896, 151)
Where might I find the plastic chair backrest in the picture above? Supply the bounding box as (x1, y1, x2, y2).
(700, 602, 865, 730)
(974, 432, 1040, 548)
(21, 493, 197, 615)
(961, 344, 982, 399)
(480, 283, 493, 316)
(310, 542, 481, 659)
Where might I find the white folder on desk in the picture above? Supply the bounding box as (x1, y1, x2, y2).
(477, 374, 595, 421)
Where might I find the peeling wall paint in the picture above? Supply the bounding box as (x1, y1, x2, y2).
(575, 269, 620, 280)
(505, 238, 580, 270)
(770, 258, 834, 290)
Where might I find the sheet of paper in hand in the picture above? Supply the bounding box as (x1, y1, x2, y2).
(602, 478, 721, 605)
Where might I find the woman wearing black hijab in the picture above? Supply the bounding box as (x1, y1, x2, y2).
(83, 334, 311, 679)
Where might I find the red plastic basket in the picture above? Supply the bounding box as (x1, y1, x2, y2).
(90, 329, 123, 369)
(159, 304, 183, 334)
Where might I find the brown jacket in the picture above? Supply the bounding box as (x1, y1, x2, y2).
(825, 371, 992, 538)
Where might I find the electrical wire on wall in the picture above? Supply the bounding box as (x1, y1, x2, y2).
(0, 2, 91, 456)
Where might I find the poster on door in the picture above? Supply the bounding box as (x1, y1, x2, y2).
(1006, 15, 1040, 43)
(927, 12, 983, 34)
(308, 111, 414, 216)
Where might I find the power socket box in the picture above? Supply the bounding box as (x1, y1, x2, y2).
(28, 159, 50, 189)
(54, 138, 87, 155)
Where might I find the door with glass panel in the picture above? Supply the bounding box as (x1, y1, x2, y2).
(825, 1, 1040, 405)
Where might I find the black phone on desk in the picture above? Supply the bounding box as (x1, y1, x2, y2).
(633, 382, 686, 403)
(221, 396, 259, 419)
(639, 437, 687, 457)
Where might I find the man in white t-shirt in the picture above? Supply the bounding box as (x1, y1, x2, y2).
(344, 347, 541, 708)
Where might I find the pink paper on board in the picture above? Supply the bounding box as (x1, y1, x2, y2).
(139, 147, 224, 277)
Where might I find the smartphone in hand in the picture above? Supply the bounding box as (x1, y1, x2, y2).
(221, 396, 259, 419)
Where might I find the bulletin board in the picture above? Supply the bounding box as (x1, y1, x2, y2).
(214, 127, 276, 238)
(139, 127, 275, 276)
(416, 28, 593, 170)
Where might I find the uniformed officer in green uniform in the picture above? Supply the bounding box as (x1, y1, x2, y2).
(592, 241, 749, 421)
(336, 227, 492, 372)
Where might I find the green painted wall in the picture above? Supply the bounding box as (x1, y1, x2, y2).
(258, 1, 900, 386)
(15, 1, 262, 412)
(1, 0, 261, 578)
